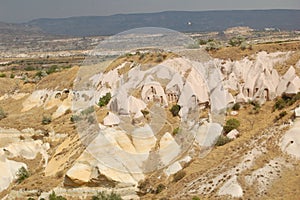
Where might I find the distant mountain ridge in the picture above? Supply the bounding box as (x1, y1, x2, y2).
(26, 10, 300, 36)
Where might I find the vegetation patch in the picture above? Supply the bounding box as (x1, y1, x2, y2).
(42, 116, 52, 125)
(274, 92, 300, 111)
(223, 118, 240, 133)
(232, 103, 241, 111)
(215, 135, 233, 146)
(170, 104, 181, 117)
(173, 171, 186, 182)
(98, 92, 112, 107)
(92, 191, 123, 200)
(0, 107, 7, 120)
(48, 191, 67, 200)
(16, 166, 30, 183)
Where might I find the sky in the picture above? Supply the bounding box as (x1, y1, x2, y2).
(0, 0, 300, 23)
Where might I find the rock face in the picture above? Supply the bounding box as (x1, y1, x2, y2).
(227, 129, 240, 139)
(280, 119, 300, 159)
(0, 129, 49, 192)
(0, 154, 26, 192)
(218, 175, 243, 198)
(295, 107, 300, 118)
(66, 50, 300, 188)
(222, 51, 299, 103)
(22, 89, 72, 119)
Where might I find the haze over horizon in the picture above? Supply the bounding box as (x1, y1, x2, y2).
(0, 0, 300, 23)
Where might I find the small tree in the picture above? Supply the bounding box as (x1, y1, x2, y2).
(232, 103, 240, 111)
(0, 107, 7, 120)
(170, 104, 181, 117)
(155, 183, 166, 194)
(215, 135, 232, 146)
(98, 92, 111, 107)
(16, 166, 29, 183)
(92, 191, 123, 200)
(49, 191, 66, 200)
(173, 127, 180, 135)
(42, 116, 52, 125)
(223, 118, 240, 133)
(173, 171, 186, 182)
(274, 98, 286, 110)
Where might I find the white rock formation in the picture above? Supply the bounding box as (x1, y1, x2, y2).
(227, 129, 239, 139)
(218, 175, 243, 198)
(159, 132, 181, 165)
(280, 119, 300, 159)
(4, 140, 50, 166)
(0, 153, 26, 192)
(164, 161, 182, 177)
(22, 89, 73, 119)
(295, 107, 300, 118)
(103, 112, 120, 126)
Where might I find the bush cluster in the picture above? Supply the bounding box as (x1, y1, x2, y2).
(170, 104, 181, 117)
(215, 135, 233, 146)
(223, 118, 240, 133)
(42, 116, 52, 125)
(155, 183, 166, 194)
(92, 191, 122, 200)
(16, 166, 29, 183)
(98, 93, 112, 107)
(49, 191, 67, 200)
(232, 103, 241, 111)
(274, 92, 300, 111)
(173, 171, 186, 182)
(0, 107, 7, 120)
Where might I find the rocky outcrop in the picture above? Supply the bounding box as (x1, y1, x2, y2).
(22, 89, 72, 119)
(280, 119, 300, 159)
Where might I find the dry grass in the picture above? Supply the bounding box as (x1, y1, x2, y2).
(37, 66, 79, 90)
(274, 51, 300, 76)
(210, 41, 300, 61)
(104, 51, 178, 74)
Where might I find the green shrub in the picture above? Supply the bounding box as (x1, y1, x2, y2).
(92, 191, 123, 200)
(223, 118, 240, 133)
(35, 71, 43, 78)
(70, 115, 81, 123)
(0, 73, 6, 78)
(98, 93, 111, 107)
(215, 135, 232, 146)
(10, 74, 15, 79)
(141, 109, 149, 117)
(81, 106, 95, 115)
(192, 196, 201, 200)
(248, 100, 260, 114)
(274, 98, 286, 110)
(0, 107, 7, 120)
(173, 127, 180, 135)
(170, 104, 181, 117)
(205, 41, 221, 51)
(24, 66, 35, 71)
(16, 166, 29, 183)
(46, 65, 58, 74)
(49, 191, 66, 200)
(229, 36, 245, 47)
(42, 116, 52, 125)
(173, 171, 186, 182)
(88, 115, 96, 124)
(199, 39, 207, 45)
(275, 111, 287, 121)
(155, 183, 166, 194)
(232, 103, 240, 111)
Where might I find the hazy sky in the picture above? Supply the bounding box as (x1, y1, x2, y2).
(1, 0, 300, 23)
